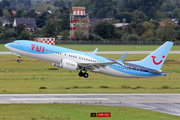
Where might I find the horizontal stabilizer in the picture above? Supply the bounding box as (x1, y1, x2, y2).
(92, 48, 98, 55)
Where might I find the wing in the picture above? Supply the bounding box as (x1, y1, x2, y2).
(78, 61, 118, 72)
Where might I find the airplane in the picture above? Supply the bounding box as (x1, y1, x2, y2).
(4, 40, 173, 78)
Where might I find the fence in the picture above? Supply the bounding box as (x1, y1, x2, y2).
(1, 40, 180, 45)
(58, 40, 180, 45)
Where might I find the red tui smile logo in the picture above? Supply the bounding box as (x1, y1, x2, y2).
(151, 55, 165, 65)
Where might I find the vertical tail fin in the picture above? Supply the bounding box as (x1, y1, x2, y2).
(129, 41, 174, 71)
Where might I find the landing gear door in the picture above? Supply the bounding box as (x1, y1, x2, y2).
(135, 67, 140, 76)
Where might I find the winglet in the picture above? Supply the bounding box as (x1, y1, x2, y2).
(92, 48, 98, 55)
(118, 53, 127, 62)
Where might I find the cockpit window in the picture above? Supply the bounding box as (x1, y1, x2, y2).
(13, 42, 20, 45)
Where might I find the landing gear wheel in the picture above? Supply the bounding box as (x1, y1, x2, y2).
(83, 73, 89, 78)
(17, 59, 21, 63)
(78, 71, 84, 77)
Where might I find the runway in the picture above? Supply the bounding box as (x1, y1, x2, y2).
(0, 94, 180, 117)
(1, 51, 180, 117)
(1, 51, 180, 54)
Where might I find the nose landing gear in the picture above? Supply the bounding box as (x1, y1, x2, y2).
(78, 70, 89, 78)
(17, 56, 21, 63)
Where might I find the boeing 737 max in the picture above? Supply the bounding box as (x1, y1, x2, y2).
(5, 40, 173, 78)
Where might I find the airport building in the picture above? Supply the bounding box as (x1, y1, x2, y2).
(70, 7, 89, 39)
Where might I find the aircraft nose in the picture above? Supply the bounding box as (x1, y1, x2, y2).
(4, 44, 8, 48)
(4, 43, 11, 50)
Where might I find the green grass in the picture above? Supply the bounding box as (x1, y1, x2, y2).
(0, 54, 180, 94)
(1, 44, 180, 51)
(0, 104, 179, 120)
(58, 44, 180, 51)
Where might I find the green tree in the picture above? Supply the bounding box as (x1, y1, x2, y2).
(8, 8, 14, 21)
(3, 10, 11, 22)
(44, 19, 56, 37)
(72, 0, 115, 18)
(150, 20, 160, 30)
(16, 24, 26, 35)
(91, 0, 113, 18)
(142, 22, 155, 31)
(0, 29, 11, 40)
(54, 0, 59, 7)
(60, 29, 70, 40)
(175, 0, 180, 8)
(142, 29, 154, 40)
(0, 26, 5, 34)
(132, 10, 147, 22)
(93, 21, 116, 39)
(26, 9, 37, 19)
(58, 0, 66, 8)
(2, 0, 10, 8)
(153, 11, 165, 20)
(156, 18, 177, 41)
(17, 0, 31, 7)
(36, 12, 47, 28)
(119, 0, 165, 19)
(9, 0, 16, 6)
(15, 10, 26, 18)
(0, 17, 3, 26)
(171, 8, 180, 18)
(127, 34, 140, 41)
(19, 31, 30, 40)
(0, 2, 2, 8)
(136, 23, 146, 36)
(124, 24, 134, 34)
(58, 13, 70, 30)
(0, 8, 3, 17)
(115, 11, 133, 23)
(162, 3, 177, 12)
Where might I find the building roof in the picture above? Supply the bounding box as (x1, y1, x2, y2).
(14, 18, 37, 28)
(2, 16, 8, 20)
(89, 18, 103, 28)
(48, 10, 55, 14)
(12, 10, 17, 15)
(113, 23, 129, 28)
(1, 16, 10, 27)
(89, 18, 115, 28)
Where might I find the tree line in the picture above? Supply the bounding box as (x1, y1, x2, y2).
(0, 0, 180, 42)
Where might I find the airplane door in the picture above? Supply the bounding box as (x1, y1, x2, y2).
(135, 67, 140, 76)
(25, 42, 30, 51)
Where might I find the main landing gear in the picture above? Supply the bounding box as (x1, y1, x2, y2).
(17, 56, 21, 63)
(78, 70, 89, 78)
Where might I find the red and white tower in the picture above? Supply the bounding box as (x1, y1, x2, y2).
(70, 7, 89, 39)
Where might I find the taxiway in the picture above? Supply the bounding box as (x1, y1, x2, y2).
(0, 94, 180, 117)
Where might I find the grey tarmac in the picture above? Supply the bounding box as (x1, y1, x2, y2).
(0, 94, 180, 117)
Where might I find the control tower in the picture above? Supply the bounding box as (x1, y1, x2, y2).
(70, 7, 89, 39)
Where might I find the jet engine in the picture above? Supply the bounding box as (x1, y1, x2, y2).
(52, 59, 78, 71)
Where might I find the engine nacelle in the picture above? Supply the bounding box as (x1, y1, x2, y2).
(52, 59, 78, 71)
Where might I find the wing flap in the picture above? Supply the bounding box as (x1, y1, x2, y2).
(78, 61, 118, 71)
